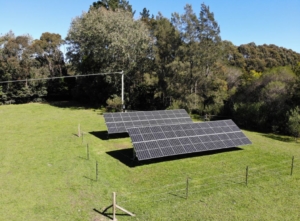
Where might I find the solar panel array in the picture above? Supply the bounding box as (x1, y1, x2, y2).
(127, 120, 251, 161)
(104, 109, 193, 134)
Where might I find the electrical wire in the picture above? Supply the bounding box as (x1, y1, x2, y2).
(0, 71, 123, 84)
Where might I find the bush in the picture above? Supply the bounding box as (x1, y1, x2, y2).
(106, 94, 122, 112)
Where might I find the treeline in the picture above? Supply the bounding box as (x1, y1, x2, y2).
(1, 0, 300, 135)
(0, 31, 72, 103)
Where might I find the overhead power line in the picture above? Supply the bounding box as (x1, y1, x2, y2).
(0, 71, 123, 84)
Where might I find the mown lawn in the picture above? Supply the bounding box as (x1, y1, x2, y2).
(0, 103, 299, 220)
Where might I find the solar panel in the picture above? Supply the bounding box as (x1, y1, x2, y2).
(127, 120, 252, 161)
(103, 109, 193, 134)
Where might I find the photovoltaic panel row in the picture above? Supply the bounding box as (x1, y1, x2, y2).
(104, 109, 193, 134)
(127, 120, 252, 161)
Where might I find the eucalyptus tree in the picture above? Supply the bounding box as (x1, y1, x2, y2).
(31, 32, 65, 77)
(0, 32, 51, 103)
(147, 13, 181, 107)
(30, 32, 70, 99)
(170, 3, 224, 113)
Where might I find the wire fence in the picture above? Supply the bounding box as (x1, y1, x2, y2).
(107, 158, 298, 219)
(76, 126, 298, 219)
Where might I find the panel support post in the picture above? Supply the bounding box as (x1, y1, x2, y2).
(131, 150, 136, 167)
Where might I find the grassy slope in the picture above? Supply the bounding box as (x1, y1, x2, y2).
(0, 103, 299, 220)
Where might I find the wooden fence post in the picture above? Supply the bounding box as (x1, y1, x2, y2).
(245, 166, 249, 186)
(87, 143, 89, 160)
(291, 156, 294, 176)
(102, 192, 135, 220)
(186, 177, 190, 199)
(96, 161, 98, 181)
(113, 192, 116, 221)
(78, 124, 81, 137)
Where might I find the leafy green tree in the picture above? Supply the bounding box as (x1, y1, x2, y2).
(232, 67, 296, 132)
(237, 43, 300, 73)
(287, 107, 300, 140)
(222, 40, 246, 70)
(0, 31, 69, 103)
(0, 32, 47, 103)
(66, 7, 150, 105)
(149, 13, 181, 107)
(106, 94, 122, 111)
(294, 62, 300, 76)
(32, 32, 64, 77)
(31, 32, 69, 99)
(129, 84, 160, 110)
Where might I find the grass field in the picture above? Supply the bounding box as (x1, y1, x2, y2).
(0, 102, 300, 220)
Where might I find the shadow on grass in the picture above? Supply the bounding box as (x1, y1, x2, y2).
(89, 131, 129, 140)
(106, 147, 243, 168)
(106, 148, 136, 167)
(262, 134, 295, 143)
(48, 100, 97, 110)
(93, 208, 131, 220)
(77, 156, 88, 160)
(168, 192, 186, 199)
(83, 175, 96, 182)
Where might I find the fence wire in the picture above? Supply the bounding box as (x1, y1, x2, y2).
(115, 158, 298, 209)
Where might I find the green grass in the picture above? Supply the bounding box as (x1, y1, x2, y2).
(0, 103, 300, 220)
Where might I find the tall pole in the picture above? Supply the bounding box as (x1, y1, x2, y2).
(121, 70, 124, 112)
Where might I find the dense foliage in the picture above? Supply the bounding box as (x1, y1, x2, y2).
(1, 0, 300, 135)
(0, 31, 69, 103)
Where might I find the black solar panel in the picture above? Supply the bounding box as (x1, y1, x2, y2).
(104, 109, 193, 134)
(128, 120, 252, 161)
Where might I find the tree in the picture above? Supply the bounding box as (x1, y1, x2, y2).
(140, 7, 150, 19)
(148, 13, 181, 107)
(170, 3, 223, 113)
(32, 32, 64, 76)
(232, 66, 296, 132)
(91, 0, 134, 14)
(222, 40, 246, 70)
(236, 43, 300, 73)
(0, 31, 69, 104)
(106, 94, 122, 111)
(66, 7, 150, 104)
(31, 32, 71, 99)
(287, 107, 300, 140)
(0, 32, 47, 103)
